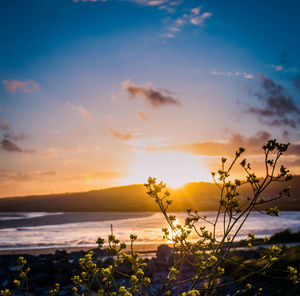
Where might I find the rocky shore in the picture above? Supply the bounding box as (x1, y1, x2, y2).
(0, 244, 299, 295)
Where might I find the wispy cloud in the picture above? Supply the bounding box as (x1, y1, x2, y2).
(39, 153, 57, 159)
(1, 139, 23, 153)
(110, 128, 133, 140)
(190, 11, 212, 25)
(129, 136, 167, 148)
(130, 0, 183, 10)
(66, 102, 94, 121)
(73, 0, 107, 2)
(0, 138, 37, 154)
(0, 118, 34, 153)
(145, 0, 168, 5)
(161, 33, 176, 38)
(271, 65, 284, 72)
(145, 131, 300, 170)
(270, 52, 298, 73)
(0, 171, 57, 182)
(246, 74, 300, 128)
(3, 132, 31, 141)
(85, 170, 123, 179)
(211, 71, 254, 79)
(0, 118, 10, 131)
(138, 111, 149, 121)
(73, 0, 182, 13)
(122, 80, 181, 108)
(148, 131, 272, 156)
(163, 6, 212, 38)
(270, 64, 298, 73)
(2, 79, 39, 93)
(62, 170, 124, 182)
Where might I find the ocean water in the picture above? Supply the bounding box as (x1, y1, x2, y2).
(0, 211, 300, 251)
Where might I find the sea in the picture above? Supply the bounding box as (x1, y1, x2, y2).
(0, 211, 300, 252)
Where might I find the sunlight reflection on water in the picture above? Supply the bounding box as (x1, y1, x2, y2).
(0, 212, 300, 250)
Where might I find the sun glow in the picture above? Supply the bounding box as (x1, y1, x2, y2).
(167, 218, 182, 243)
(121, 151, 211, 188)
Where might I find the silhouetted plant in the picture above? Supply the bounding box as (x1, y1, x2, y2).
(142, 139, 296, 295)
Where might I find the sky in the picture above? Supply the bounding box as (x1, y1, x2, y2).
(1, 0, 300, 197)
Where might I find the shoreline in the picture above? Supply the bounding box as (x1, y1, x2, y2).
(0, 211, 154, 229)
(0, 243, 171, 256)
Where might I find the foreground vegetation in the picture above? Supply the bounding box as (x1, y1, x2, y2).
(1, 139, 300, 295)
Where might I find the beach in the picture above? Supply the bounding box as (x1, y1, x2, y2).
(1, 211, 300, 254)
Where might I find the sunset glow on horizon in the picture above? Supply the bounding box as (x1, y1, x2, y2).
(0, 0, 300, 197)
(120, 151, 212, 189)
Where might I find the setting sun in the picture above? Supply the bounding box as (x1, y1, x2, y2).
(121, 151, 212, 188)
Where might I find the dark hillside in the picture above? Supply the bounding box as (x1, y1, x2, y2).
(0, 176, 299, 212)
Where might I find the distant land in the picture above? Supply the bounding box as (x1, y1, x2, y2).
(0, 176, 300, 212)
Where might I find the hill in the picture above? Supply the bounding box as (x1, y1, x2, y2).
(0, 176, 300, 212)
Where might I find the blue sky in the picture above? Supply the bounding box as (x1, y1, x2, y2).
(0, 0, 300, 197)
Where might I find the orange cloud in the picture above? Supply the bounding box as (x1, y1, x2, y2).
(0, 171, 57, 182)
(2, 79, 39, 93)
(148, 131, 272, 156)
(66, 102, 93, 121)
(110, 128, 132, 140)
(138, 111, 149, 121)
(87, 170, 124, 179)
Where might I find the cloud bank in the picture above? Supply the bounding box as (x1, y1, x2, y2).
(152, 131, 271, 156)
(246, 74, 300, 128)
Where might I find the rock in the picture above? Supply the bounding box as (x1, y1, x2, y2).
(54, 250, 67, 260)
(156, 245, 172, 261)
(91, 248, 105, 257)
(167, 253, 175, 268)
(151, 271, 168, 286)
(103, 256, 114, 267)
(144, 258, 157, 276)
(155, 259, 169, 272)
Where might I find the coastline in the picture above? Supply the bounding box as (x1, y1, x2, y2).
(2, 212, 300, 256)
(0, 212, 153, 229)
(0, 242, 171, 256)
